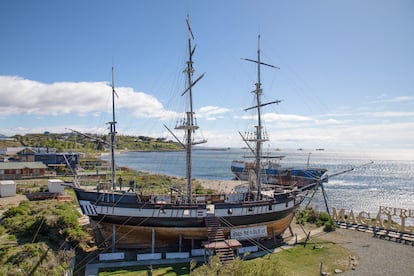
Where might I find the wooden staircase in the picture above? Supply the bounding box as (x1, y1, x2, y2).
(204, 216, 235, 264)
(205, 216, 225, 242)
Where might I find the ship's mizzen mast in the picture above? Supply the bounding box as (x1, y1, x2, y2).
(243, 35, 280, 199)
(174, 16, 206, 204)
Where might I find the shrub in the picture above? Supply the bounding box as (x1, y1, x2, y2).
(7, 243, 44, 265)
(2, 202, 30, 218)
(319, 212, 330, 222)
(27, 216, 48, 236)
(296, 209, 308, 225)
(323, 219, 335, 232)
(316, 211, 331, 227)
(296, 207, 335, 232)
(0, 199, 91, 274)
(0, 225, 6, 236)
(193, 254, 284, 275)
(306, 207, 319, 223)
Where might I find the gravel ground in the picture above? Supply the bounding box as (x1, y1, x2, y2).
(0, 194, 27, 216)
(314, 228, 414, 276)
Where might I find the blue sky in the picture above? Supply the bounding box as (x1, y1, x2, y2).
(0, 1, 413, 156)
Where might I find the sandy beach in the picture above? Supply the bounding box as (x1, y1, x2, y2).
(196, 178, 247, 193)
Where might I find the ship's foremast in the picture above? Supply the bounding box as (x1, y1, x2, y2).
(109, 67, 117, 190)
(173, 16, 206, 204)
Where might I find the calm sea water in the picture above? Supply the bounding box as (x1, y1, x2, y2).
(103, 148, 414, 222)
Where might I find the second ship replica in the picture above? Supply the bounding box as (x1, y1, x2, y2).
(73, 18, 327, 256)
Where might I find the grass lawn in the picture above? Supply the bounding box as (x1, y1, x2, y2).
(99, 263, 190, 276)
(275, 239, 353, 275)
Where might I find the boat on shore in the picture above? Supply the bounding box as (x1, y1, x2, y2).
(231, 139, 326, 185)
(72, 18, 325, 254)
(25, 191, 60, 201)
(231, 159, 327, 187)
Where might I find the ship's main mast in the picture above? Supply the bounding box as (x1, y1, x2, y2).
(243, 35, 280, 199)
(184, 25, 196, 204)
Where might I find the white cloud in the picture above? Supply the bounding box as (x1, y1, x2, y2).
(263, 113, 312, 122)
(0, 75, 177, 119)
(115, 86, 180, 120)
(1, 125, 108, 137)
(265, 121, 414, 150)
(235, 113, 312, 122)
(197, 105, 231, 121)
(199, 120, 414, 151)
(1, 76, 413, 152)
(373, 95, 414, 104)
(362, 111, 414, 118)
(235, 112, 345, 130)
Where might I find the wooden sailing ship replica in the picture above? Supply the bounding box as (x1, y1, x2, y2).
(73, 18, 325, 256)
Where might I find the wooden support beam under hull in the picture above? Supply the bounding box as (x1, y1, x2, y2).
(91, 213, 294, 250)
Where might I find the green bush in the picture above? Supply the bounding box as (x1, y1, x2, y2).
(7, 244, 43, 265)
(0, 199, 91, 274)
(296, 207, 335, 232)
(323, 219, 335, 232)
(316, 212, 330, 227)
(27, 216, 48, 236)
(0, 242, 74, 275)
(306, 207, 319, 223)
(0, 225, 6, 236)
(2, 201, 30, 218)
(319, 212, 330, 222)
(296, 209, 308, 225)
(193, 254, 284, 275)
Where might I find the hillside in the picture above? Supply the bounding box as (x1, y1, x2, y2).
(0, 133, 181, 152)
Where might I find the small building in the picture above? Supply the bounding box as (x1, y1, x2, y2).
(0, 180, 16, 197)
(16, 147, 36, 162)
(6, 147, 80, 171)
(48, 179, 64, 193)
(0, 134, 16, 141)
(38, 152, 80, 169)
(0, 162, 47, 180)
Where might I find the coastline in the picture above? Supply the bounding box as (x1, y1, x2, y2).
(95, 151, 244, 194)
